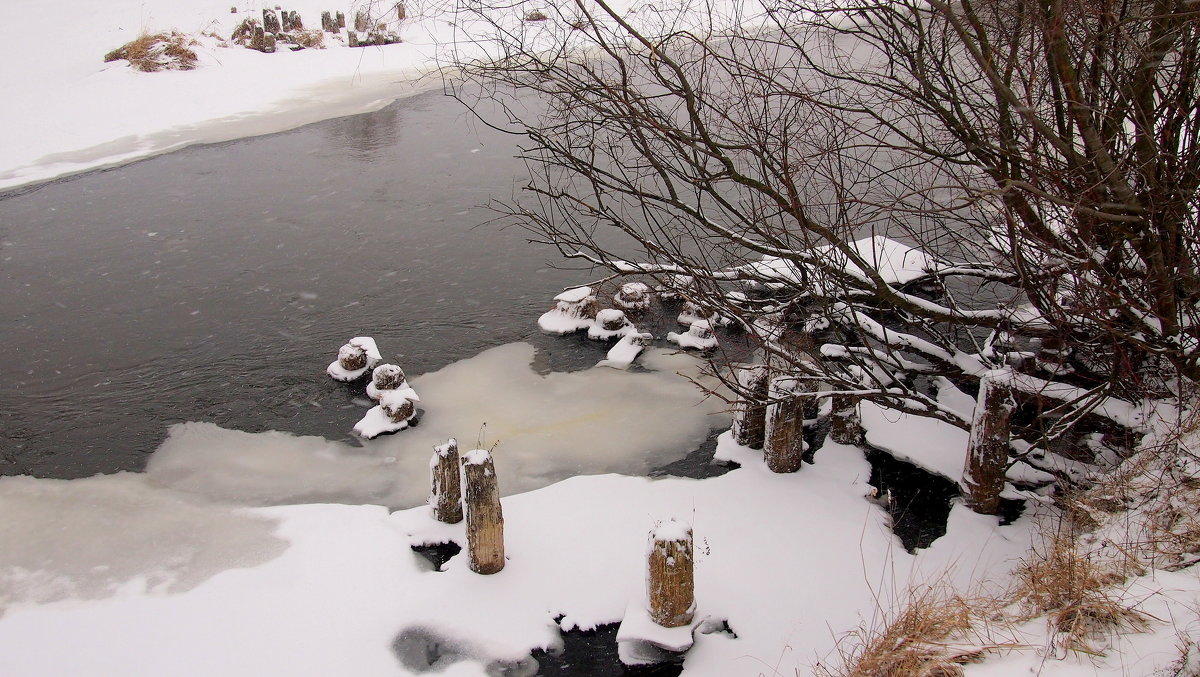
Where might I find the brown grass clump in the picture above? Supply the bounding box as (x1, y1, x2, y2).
(1010, 532, 1150, 655)
(815, 585, 1004, 677)
(287, 29, 326, 49)
(104, 32, 199, 72)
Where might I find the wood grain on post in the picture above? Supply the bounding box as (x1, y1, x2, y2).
(829, 394, 865, 445)
(462, 449, 504, 574)
(647, 520, 695, 628)
(429, 439, 463, 524)
(963, 372, 1015, 515)
(732, 364, 769, 449)
(764, 377, 806, 473)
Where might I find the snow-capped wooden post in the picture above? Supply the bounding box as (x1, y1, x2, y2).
(251, 25, 266, 50)
(262, 32, 277, 52)
(764, 377, 807, 473)
(336, 11, 346, 28)
(289, 11, 302, 29)
(395, 1, 406, 20)
(647, 520, 695, 628)
(281, 9, 294, 31)
(320, 11, 334, 31)
(963, 371, 1016, 515)
(731, 364, 769, 449)
(354, 10, 369, 31)
(829, 394, 865, 445)
(462, 449, 504, 574)
(430, 439, 463, 524)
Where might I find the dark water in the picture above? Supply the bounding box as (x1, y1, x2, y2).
(0, 89, 606, 478)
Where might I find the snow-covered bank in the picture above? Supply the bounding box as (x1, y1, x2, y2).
(0, 432, 1044, 676)
(1, 0, 452, 191)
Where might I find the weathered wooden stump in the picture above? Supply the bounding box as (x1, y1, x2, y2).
(336, 11, 346, 28)
(348, 30, 359, 47)
(963, 371, 1015, 515)
(263, 9, 281, 33)
(289, 11, 303, 29)
(462, 450, 505, 574)
(231, 6, 238, 13)
(732, 364, 769, 449)
(614, 282, 652, 313)
(382, 396, 415, 423)
(599, 309, 629, 332)
(647, 520, 695, 628)
(372, 364, 405, 391)
(320, 10, 332, 31)
(829, 394, 865, 445)
(429, 439, 463, 524)
(354, 10, 369, 31)
(395, 2, 406, 20)
(281, 10, 293, 31)
(337, 343, 368, 371)
(764, 377, 807, 473)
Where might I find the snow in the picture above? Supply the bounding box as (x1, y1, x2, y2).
(598, 331, 652, 369)
(860, 401, 971, 482)
(746, 235, 938, 288)
(0, 430, 1045, 677)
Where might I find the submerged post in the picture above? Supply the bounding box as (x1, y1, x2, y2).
(963, 371, 1015, 515)
(731, 364, 769, 449)
(647, 520, 695, 628)
(829, 394, 865, 445)
(429, 439, 463, 524)
(764, 377, 806, 473)
(462, 449, 504, 574)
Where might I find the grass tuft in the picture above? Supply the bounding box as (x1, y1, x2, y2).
(104, 32, 199, 72)
(815, 585, 1007, 677)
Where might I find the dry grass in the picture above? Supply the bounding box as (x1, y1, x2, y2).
(1010, 525, 1151, 655)
(286, 29, 326, 49)
(103, 32, 198, 72)
(815, 585, 1008, 677)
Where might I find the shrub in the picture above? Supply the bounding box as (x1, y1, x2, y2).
(103, 32, 199, 72)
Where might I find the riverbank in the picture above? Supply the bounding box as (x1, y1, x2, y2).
(1, 0, 453, 191)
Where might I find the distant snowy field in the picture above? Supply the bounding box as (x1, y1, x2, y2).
(1, 0, 461, 190)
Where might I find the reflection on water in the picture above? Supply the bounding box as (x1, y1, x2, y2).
(327, 104, 402, 162)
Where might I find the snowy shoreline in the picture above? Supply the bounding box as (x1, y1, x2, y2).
(0, 0, 459, 192)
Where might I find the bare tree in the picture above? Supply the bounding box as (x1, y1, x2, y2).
(445, 0, 1198, 442)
